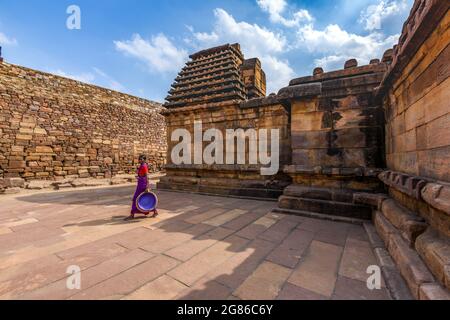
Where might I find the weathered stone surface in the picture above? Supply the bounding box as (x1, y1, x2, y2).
(381, 199, 427, 245)
(233, 261, 291, 300)
(379, 1, 450, 181)
(110, 178, 129, 185)
(344, 59, 358, 69)
(278, 83, 322, 98)
(419, 283, 450, 300)
(354, 193, 388, 210)
(421, 183, 450, 215)
(26, 180, 53, 190)
(0, 187, 21, 194)
(388, 233, 435, 299)
(164, 43, 250, 108)
(415, 228, 450, 290)
(288, 240, 343, 297)
(0, 62, 166, 182)
(4, 178, 25, 188)
(313, 67, 324, 76)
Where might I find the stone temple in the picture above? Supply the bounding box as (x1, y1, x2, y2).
(0, 0, 449, 300)
(158, 0, 450, 299)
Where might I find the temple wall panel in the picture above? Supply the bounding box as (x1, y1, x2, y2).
(376, 2, 450, 299)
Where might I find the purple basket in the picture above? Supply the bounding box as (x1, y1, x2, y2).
(136, 191, 158, 213)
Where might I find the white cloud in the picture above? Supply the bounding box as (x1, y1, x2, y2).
(260, 55, 295, 93)
(189, 8, 292, 93)
(298, 23, 399, 70)
(53, 68, 125, 92)
(192, 8, 286, 55)
(53, 69, 95, 83)
(114, 33, 188, 73)
(93, 67, 125, 91)
(0, 31, 18, 46)
(257, 0, 313, 27)
(359, 0, 408, 31)
(313, 55, 349, 71)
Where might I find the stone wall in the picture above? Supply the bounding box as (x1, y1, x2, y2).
(275, 61, 388, 221)
(383, 5, 449, 180)
(158, 99, 291, 198)
(0, 61, 167, 185)
(374, 0, 450, 300)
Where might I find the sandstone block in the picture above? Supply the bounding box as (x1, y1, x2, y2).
(415, 228, 450, 290)
(110, 178, 129, 185)
(419, 283, 450, 300)
(388, 233, 435, 299)
(4, 177, 25, 188)
(8, 161, 26, 169)
(15, 134, 32, 141)
(27, 180, 53, 190)
(374, 211, 397, 247)
(35, 146, 53, 153)
(34, 128, 47, 135)
(344, 59, 358, 69)
(0, 187, 21, 194)
(11, 146, 24, 153)
(381, 199, 427, 245)
(421, 183, 450, 215)
(354, 193, 388, 210)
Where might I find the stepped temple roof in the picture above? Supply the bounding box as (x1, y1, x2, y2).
(164, 43, 266, 108)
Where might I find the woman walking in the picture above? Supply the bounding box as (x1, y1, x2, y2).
(125, 154, 158, 220)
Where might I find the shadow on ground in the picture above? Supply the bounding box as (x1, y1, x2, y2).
(3, 185, 387, 300)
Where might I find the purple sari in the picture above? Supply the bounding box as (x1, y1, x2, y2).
(130, 163, 148, 215)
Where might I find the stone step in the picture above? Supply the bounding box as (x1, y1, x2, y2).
(363, 222, 414, 300)
(157, 182, 282, 200)
(278, 195, 372, 220)
(415, 228, 450, 291)
(380, 199, 427, 246)
(374, 211, 450, 300)
(272, 207, 367, 225)
(282, 185, 354, 203)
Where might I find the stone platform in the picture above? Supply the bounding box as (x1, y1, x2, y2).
(0, 185, 396, 300)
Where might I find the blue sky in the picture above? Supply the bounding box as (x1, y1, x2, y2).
(0, 0, 413, 102)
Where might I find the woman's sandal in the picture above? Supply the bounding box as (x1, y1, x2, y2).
(124, 215, 135, 221)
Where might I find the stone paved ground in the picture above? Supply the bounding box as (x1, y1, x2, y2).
(0, 185, 390, 300)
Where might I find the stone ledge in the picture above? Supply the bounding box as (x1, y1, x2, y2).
(278, 195, 372, 220)
(0, 173, 165, 195)
(381, 199, 427, 246)
(165, 164, 263, 172)
(374, 211, 398, 247)
(157, 181, 281, 201)
(419, 283, 450, 300)
(421, 183, 450, 216)
(415, 228, 450, 290)
(388, 233, 436, 299)
(239, 96, 281, 109)
(363, 222, 386, 249)
(277, 83, 322, 99)
(283, 185, 354, 203)
(272, 207, 366, 225)
(378, 170, 429, 200)
(284, 165, 382, 177)
(375, 209, 436, 299)
(364, 222, 414, 300)
(289, 63, 387, 86)
(354, 193, 388, 210)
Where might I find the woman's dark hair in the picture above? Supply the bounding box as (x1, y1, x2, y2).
(138, 154, 147, 161)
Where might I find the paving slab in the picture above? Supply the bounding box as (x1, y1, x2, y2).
(0, 186, 393, 300)
(233, 261, 291, 300)
(288, 240, 343, 297)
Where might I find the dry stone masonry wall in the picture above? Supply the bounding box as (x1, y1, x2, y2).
(0, 62, 167, 189)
